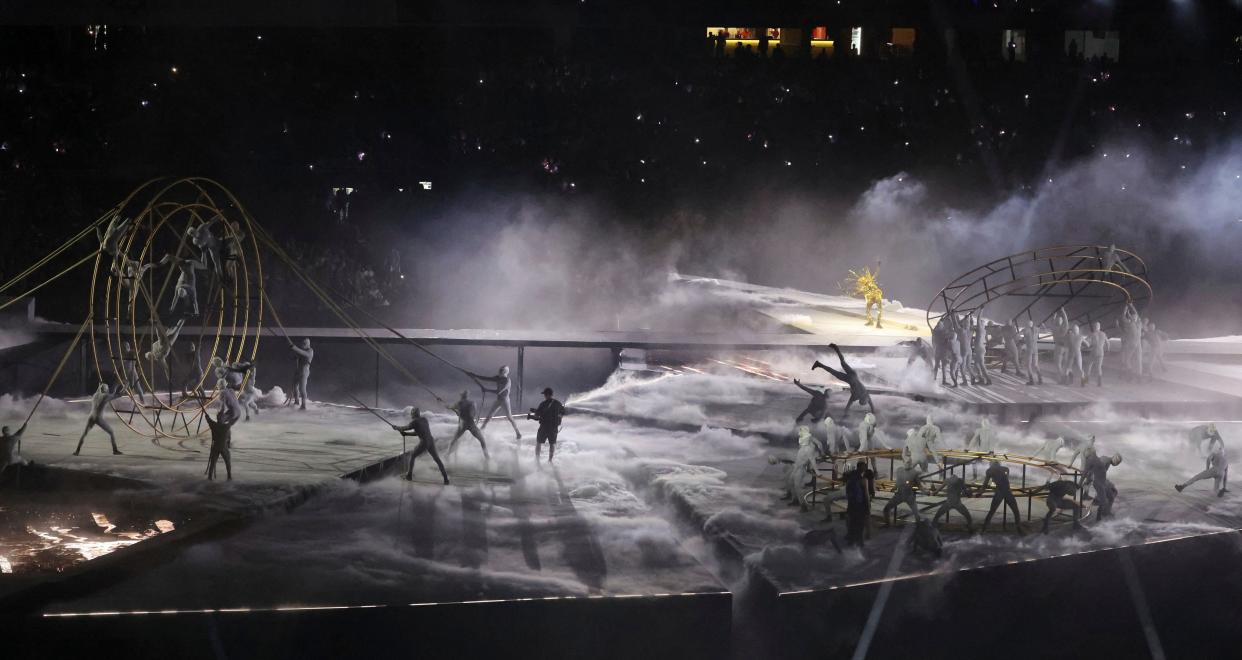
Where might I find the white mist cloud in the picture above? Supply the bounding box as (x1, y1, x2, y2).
(380, 137, 1242, 337)
(0, 329, 32, 351)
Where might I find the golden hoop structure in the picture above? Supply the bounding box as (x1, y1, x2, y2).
(87, 178, 264, 440)
(926, 245, 1152, 332)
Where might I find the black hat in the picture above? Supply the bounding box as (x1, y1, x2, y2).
(541, 387, 554, 395)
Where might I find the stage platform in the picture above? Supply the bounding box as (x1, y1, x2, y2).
(637, 414, 1242, 598)
(23, 271, 941, 351)
(576, 352, 1242, 432)
(10, 317, 1242, 657)
(671, 273, 932, 338)
(3, 401, 410, 583)
(766, 525, 1242, 658)
(564, 367, 1242, 602)
(20, 589, 733, 660)
(28, 320, 863, 351)
(912, 366, 1241, 415)
(16, 402, 405, 490)
(2, 399, 728, 634)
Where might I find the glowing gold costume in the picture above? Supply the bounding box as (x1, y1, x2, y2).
(845, 266, 884, 329)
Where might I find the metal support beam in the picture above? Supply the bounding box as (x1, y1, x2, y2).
(516, 345, 525, 412)
(929, 246, 1151, 333)
(1012, 254, 1097, 326)
(79, 339, 87, 394)
(1004, 293, 1110, 299)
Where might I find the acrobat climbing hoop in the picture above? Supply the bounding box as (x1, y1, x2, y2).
(87, 178, 265, 440)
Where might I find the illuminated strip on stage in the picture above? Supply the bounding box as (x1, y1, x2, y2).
(777, 528, 1237, 597)
(41, 591, 731, 618)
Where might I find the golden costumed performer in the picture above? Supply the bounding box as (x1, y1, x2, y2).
(844, 263, 884, 329)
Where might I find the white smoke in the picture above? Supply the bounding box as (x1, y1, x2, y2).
(0, 329, 32, 351)
(378, 138, 1242, 337)
(23, 355, 1241, 608)
(0, 393, 70, 424)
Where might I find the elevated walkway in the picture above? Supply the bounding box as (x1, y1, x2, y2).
(29, 321, 867, 350)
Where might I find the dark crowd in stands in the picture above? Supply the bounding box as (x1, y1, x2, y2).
(0, 26, 1239, 320)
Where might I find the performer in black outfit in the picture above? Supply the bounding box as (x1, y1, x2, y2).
(447, 390, 488, 459)
(981, 459, 1024, 535)
(844, 459, 875, 544)
(392, 407, 449, 484)
(793, 379, 830, 423)
(932, 474, 975, 533)
(529, 387, 566, 463)
(1042, 479, 1083, 533)
(204, 408, 236, 481)
(813, 343, 875, 415)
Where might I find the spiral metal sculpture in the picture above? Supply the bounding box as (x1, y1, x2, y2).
(927, 245, 1151, 332)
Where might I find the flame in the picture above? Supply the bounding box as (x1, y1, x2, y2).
(5, 513, 179, 574)
(62, 540, 141, 562)
(91, 513, 116, 534)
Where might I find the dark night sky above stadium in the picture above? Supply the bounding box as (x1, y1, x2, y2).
(1, 2, 1240, 334)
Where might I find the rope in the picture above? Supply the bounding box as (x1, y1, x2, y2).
(326, 290, 490, 415)
(346, 391, 413, 542)
(0, 212, 112, 296)
(253, 226, 449, 406)
(18, 318, 91, 453)
(281, 256, 480, 382)
(329, 284, 483, 385)
(345, 392, 395, 427)
(0, 251, 98, 314)
(262, 292, 293, 340)
(301, 270, 491, 411)
(251, 224, 487, 404)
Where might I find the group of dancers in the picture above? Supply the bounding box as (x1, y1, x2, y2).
(97, 213, 247, 319)
(47, 214, 572, 482)
(916, 301, 1167, 389)
(65, 344, 569, 485)
(784, 411, 1124, 541)
(385, 380, 567, 485)
(783, 345, 1228, 552)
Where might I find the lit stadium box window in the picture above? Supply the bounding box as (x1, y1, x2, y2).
(705, 26, 785, 57)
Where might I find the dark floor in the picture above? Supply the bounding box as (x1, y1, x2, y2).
(16, 528, 1242, 659)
